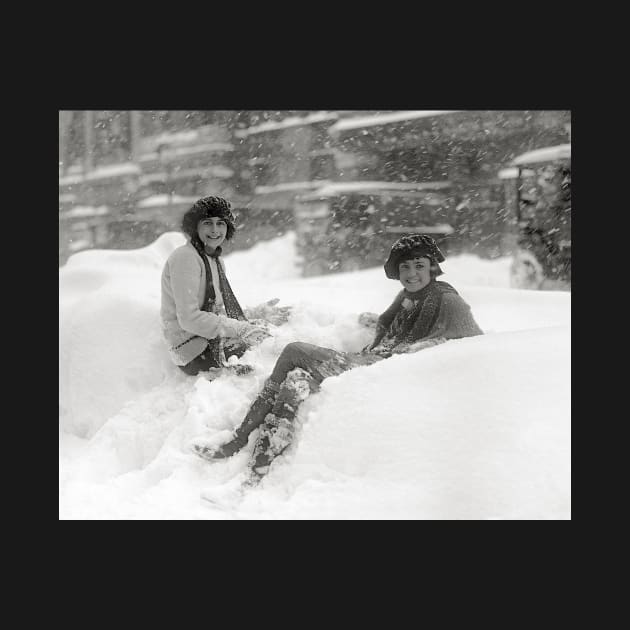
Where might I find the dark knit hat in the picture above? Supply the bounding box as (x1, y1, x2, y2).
(384, 234, 446, 279)
(181, 196, 236, 241)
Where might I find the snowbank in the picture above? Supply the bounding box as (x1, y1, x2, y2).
(59, 231, 571, 519)
(59, 232, 187, 438)
(259, 326, 570, 520)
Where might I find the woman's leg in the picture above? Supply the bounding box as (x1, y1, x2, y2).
(180, 340, 249, 376)
(237, 342, 348, 455)
(268, 341, 346, 384)
(248, 350, 385, 479)
(178, 346, 220, 376)
(249, 367, 319, 478)
(195, 342, 381, 463)
(195, 342, 343, 460)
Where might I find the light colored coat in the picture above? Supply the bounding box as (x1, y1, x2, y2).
(160, 242, 249, 365)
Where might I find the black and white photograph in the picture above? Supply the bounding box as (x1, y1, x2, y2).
(58, 110, 571, 520)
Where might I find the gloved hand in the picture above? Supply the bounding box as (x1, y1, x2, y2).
(362, 335, 387, 353)
(224, 336, 246, 351)
(202, 364, 254, 381)
(238, 322, 271, 346)
(244, 298, 292, 326)
(226, 363, 255, 376)
(368, 342, 394, 358)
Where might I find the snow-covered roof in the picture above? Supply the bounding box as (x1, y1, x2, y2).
(138, 142, 233, 162)
(384, 223, 455, 235)
(185, 164, 234, 179)
(511, 144, 571, 166)
(329, 111, 459, 133)
(140, 124, 231, 151)
(149, 129, 200, 146)
(301, 180, 452, 198)
(59, 162, 141, 186)
(235, 112, 340, 138)
(86, 163, 141, 180)
(255, 181, 332, 195)
(136, 194, 198, 208)
(139, 164, 234, 185)
(60, 205, 109, 218)
(498, 167, 536, 180)
(59, 173, 87, 186)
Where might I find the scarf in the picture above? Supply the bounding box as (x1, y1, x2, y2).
(381, 281, 458, 346)
(193, 240, 247, 366)
(201, 246, 246, 320)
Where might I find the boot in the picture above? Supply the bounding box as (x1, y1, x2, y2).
(249, 413, 295, 478)
(271, 367, 319, 420)
(248, 368, 319, 478)
(194, 379, 280, 461)
(218, 379, 280, 457)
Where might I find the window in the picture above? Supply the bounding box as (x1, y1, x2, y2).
(310, 154, 335, 180)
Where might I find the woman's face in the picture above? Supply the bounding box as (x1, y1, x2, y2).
(398, 256, 432, 291)
(197, 217, 227, 251)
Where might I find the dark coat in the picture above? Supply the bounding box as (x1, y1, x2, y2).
(371, 280, 483, 353)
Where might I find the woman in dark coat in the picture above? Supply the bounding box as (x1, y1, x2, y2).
(194, 233, 483, 483)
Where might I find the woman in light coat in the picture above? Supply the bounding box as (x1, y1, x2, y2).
(161, 196, 287, 376)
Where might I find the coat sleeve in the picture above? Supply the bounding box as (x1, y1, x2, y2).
(371, 291, 404, 346)
(428, 293, 484, 340)
(167, 248, 248, 340)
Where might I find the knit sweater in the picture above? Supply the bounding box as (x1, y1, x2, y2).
(372, 280, 483, 354)
(160, 242, 250, 365)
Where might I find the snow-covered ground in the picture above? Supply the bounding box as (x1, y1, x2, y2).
(59, 231, 571, 520)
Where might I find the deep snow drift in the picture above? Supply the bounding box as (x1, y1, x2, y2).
(59, 231, 571, 519)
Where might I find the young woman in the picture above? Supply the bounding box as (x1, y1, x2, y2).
(194, 233, 483, 482)
(160, 195, 288, 376)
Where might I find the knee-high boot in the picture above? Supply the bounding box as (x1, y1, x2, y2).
(194, 379, 280, 461)
(249, 368, 320, 479)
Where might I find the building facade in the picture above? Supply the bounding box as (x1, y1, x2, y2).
(59, 110, 570, 279)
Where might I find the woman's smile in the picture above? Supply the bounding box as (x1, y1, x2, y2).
(197, 217, 228, 250)
(398, 257, 432, 291)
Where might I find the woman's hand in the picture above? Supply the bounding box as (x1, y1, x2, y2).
(361, 340, 377, 353)
(367, 342, 394, 357)
(223, 337, 245, 351)
(244, 298, 292, 326)
(362, 336, 390, 354)
(392, 338, 447, 354)
(239, 322, 271, 346)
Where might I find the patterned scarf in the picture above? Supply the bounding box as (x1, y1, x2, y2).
(203, 246, 246, 320)
(193, 240, 247, 366)
(382, 281, 458, 346)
